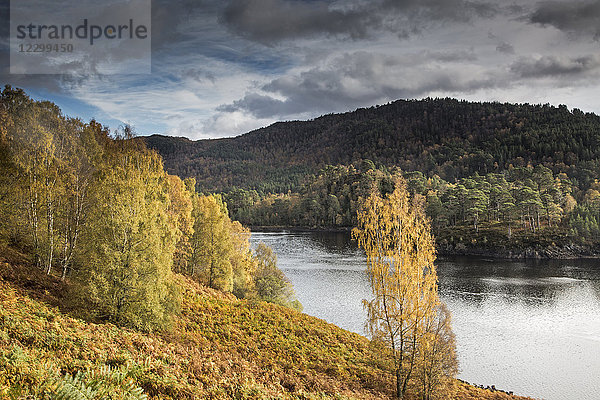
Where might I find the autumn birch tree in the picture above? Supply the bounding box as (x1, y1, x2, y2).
(417, 303, 458, 400)
(190, 194, 234, 291)
(73, 136, 179, 331)
(353, 178, 455, 399)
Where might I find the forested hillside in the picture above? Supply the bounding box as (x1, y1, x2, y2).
(0, 86, 302, 326)
(145, 98, 600, 194)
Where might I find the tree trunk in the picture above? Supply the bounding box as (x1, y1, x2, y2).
(46, 202, 54, 275)
(396, 368, 402, 398)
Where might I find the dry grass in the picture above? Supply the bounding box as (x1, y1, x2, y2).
(0, 245, 535, 399)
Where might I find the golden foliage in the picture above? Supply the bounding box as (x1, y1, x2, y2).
(71, 144, 179, 332)
(353, 178, 456, 399)
(190, 194, 235, 291)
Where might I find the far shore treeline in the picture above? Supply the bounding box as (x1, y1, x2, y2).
(223, 162, 600, 256)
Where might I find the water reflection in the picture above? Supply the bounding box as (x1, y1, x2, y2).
(251, 231, 600, 400)
(437, 256, 600, 305)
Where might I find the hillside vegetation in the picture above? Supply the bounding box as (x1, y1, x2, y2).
(0, 247, 534, 400)
(145, 98, 600, 194)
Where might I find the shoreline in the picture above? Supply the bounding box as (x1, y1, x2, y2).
(249, 225, 353, 233)
(250, 225, 600, 260)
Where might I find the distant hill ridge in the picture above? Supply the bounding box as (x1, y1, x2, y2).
(144, 98, 600, 193)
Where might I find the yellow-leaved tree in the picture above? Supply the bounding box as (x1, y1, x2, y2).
(165, 174, 195, 275)
(72, 132, 180, 332)
(229, 220, 256, 299)
(417, 303, 458, 399)
(253, 242, 302, 311)
(352, 178, 457, 399)
(190, 194, 234, 291)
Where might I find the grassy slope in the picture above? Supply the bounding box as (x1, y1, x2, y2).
(0, 246, 534, 399)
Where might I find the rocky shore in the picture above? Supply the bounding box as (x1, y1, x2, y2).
(438, 242, 600, 259)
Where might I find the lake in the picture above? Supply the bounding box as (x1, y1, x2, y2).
(250, 230, 600, 400)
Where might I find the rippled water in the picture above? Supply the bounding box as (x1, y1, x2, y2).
(251, 230, 600, 400)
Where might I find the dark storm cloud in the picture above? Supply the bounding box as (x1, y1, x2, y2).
(221, 0, 500, 43)
(381, 0, 498, 21)
(0, 0, 212, 93)
(0, 0, 7, 38)
(510, 55, 600, 78)
(152, 0, 221, 50)
(1, 0, 142, 91)
(218, 92, 290, 118)
(0, 0, 10, 82)
(182, 68, 216, 83)
(496, 42, 515, 54)
(219, 51, 499, 118)
(432, 49, 479, 62)
(221, 0, 373, 42)
(529, 0, 600, 39)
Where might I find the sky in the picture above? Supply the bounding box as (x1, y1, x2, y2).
(1, 0, 600, 139)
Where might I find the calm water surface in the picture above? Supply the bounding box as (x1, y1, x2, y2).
(251, 231, 600, 400)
